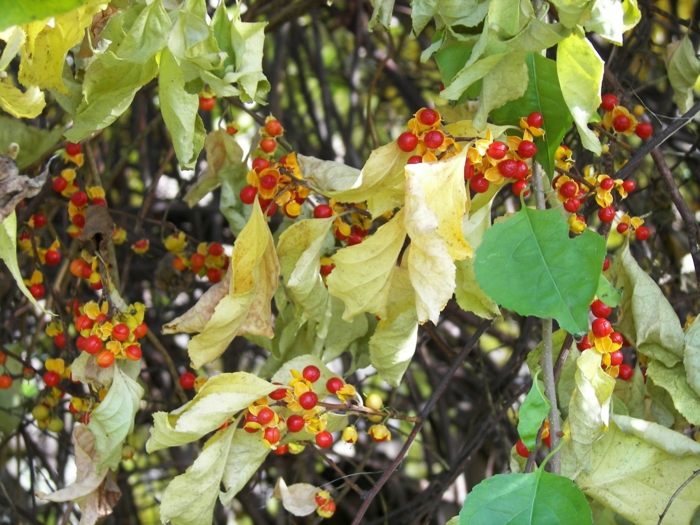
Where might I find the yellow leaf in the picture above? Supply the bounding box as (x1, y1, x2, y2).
(0, 77, 44, 118)
(163, 201, 279, 368)
(327, 209, 406, 321)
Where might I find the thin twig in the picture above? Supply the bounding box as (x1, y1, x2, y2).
(657, 468, 700, 524)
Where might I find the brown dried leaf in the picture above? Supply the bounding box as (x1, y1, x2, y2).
(0, 155, 47, 222)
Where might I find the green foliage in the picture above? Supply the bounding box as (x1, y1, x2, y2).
(517, 373, 550, 450)
(667, 36, 700, 112)
(475, 207, 605, 334)
(459, 467, 592, 525)
(0, 0, 85, 30)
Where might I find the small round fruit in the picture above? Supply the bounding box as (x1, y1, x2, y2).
(53, 332, 66, 349)
(418, 108, 440, 126)
(577, 334, 593, 351)
(44, 249, 61, 266)
(125, 345, 142, 360)
(314, 204, 333, 219)
(70, 191, 89, 207)
(592, 318, 613, 338)
(365, 393, 383, 411)
(464, 159, 474, 180)
(603, 257, 611, 271)
(74, 315, 93, 332)
(84, 335, 103, 355)
(207, 268, 222, 283)
(423, 130, 444, 149)
(515, 438, 530, 458)
(179, 372, 196, 390)
(287, 414, 305, 432)
(598, 206, 616, 223)
(264, 427, 281, 444)
(112, 323, 130, 342)
(315, 430, 333, 448)
(190, 253, 205, 273)
(527, 112, 544, 128)
(347, 233, 363, 245)
(469, 174, 489, 193)
(559, 181, 578, 199)
(43, 371, 61, 387)
(397, 132, 418, 152)
(498, 159, 518, 179)
(635, 225, 650, 241)
(32, 404, 50, 420)
(299, 391, 318, 410)
(622, 179, 636, 193)
(320, 264, 335, 277)
(515, 161, 529, 180)
(609, 350, 623, 365)
(407, 155, 422, 164)
(259, 138, 277, 153)
(617, 223, 629, 234)
(259, 173, 277, 190)
(208, 242, 224, 257)
(563, 198, 581, 213)
(96, 350, 115, 368)
(610, 332, 624, 345)
(326, 377, 344, 394)
(0, 374, 12, 389)
(269, 387, 287, 400)
(240, 185, 257, 204)
(198, 96, 215, 111)
(487, 141, 508, 159)
(52, 176, 68, 193)
(600, 93, 618, 111)
(273, 444, 289, 455)
(65, 142, 82, 156)
(599, 177, 615, 190)
(590, 299, 612, 319)
(613, 115, 631, 132)
(265, 119, 283, 137)
(635, 121, 652, 140)
(48, 417, 64, 433)
(517, 140, 537, 158)
(252, 157, 270, 172)
(133, 323, 148, 339)
(303, 365, 321, 383)
(257, 407, 275, 425)
(30, 283, 45, 299)
(512, 180, 528, 197)
(33, 213, 46, 228)
(618, 363, 634, 381)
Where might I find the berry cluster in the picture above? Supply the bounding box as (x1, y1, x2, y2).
(396, 108, 458, 163)
(576, 299, 635, 381)
(599, 93, 653, 140)
(515, 420, 551, 458)
(165, 232, 230, 284)
(69, 254, 105, 291)
(328, 201, 372, 246)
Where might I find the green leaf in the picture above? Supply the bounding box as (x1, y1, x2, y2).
(584, 0, 637, 45)
(568, 420, 700, 525)
(646, 360, 700, 426)
(228, 9, 269, 102)
(548, 0, 595, 28)
(666, 36, 700, 112)
(160, 426, 236, 525)
(219, 430, 270, 504)
(504, 18, 570, 53)
(0, 117, 62, 169)
(369, 0, 395, 29)
(474, 51, 529, 128)
(185, 130, 244, 206)
(87, 364, 144, 469)
(441, 53, 507, 102)
(159, 48, 205, 168)
(65, 52, 158, 142)
(369, 267, 419, 386)
(146, 372, 275, 453)
(111, 0, 172, 63)
(474, 207, 605, 334)
(613, 243, 684, 366)
(517, 373, 550, 450)
(487, 0, 534, 38)
(0, 345, 22, 437)
(459, 468, 592, 525)
(491, 53, 573, 177)
(557, 33, 603, 154)
(684, 315, 700, 397)
(595, 274, 620, 307)
(0, 0, 85, 30)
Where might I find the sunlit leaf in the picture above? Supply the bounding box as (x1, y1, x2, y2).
(684, 315, 700, 397)
(0, 78, 45, 118)
(0, 0, 86, 31)
(646, 360, 700, 426)
(220, 431, 270, 504)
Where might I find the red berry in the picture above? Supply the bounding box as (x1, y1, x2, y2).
(498, 159, 518, 179)
(269, 386, 287, 400)
(259, 138, 277, 153)
(617, 223, 629, 234)
(32, 213, 46, 228)
(514, 161, 529, 180)
(635, 225, 650, 241)
(134, 323, 148, 339)
(314, 204, 333, 219)
(526, 112, 544, 128)
(602, 257, 611, 271)
(260, 174, 277, 190)
(559, 181, 578, 199)
(43, 371, 60, 387)
(590, 300, 612, 319)
(397, 132, 418, 152)
(418, 108, 439, 126)
(30, 283, 45, 299)
(598, 206, 616, 223)
(273, 444, 289, 455)
(423, 130, 444, 149)
(347, 233, 363, 246)
(287, 414, 305, 432)
(53, 333, 66, 349)
(610, 350, 624, 366)
(600, 177, 614, 190)
(464, 159, 474, 180)
(257, 407, 275, 425)
(71, 214, 86, 228)
(470, 175, 489, 193)
(563, 198, 581, 213)
(208, 242, 224, 257)
(125, 345, 142, 360)
(299, 391, 318, 410)
(577, 334, 593, 351)
(613, 115, 631, 132)
(70, 191, 88, 207)
(198, 96, 215, 111)
(315, 430, 333, 448)
(320, 264, 335, 277)
(240, 185, 257, 204)
(264, 427, 281, 444)
(635, 122, 652, 140)
(112, 323, 130, 342)
(515, 438, 530, 458)
(65, 142, 82, 156)
(618, 363, 634, 380)
(512, 180, 528, 197)
(600, 93, 618, 111)
(265, 119, 283, 137)
(260, 199, 278, 216)
(190, 253, 205, 273)
(622, 180, 636, 193)
(179, 372, 196, 390)
(45, 249, 61, 266)
(592, 318, 613, 338)
(252, 157, 270, 172)
(0, 374, 12, 389)
(303, 365, 321, 383)
(406, 155, 422, 165)
(207, 268, 222, 283)
(84, 335, 103, 355)
(52, 177, 68, 193)
(326, 377, 344, 394)
(517, 140, 537, 158)
(74, 315, 93, 332)
(610, 332, 624, 345)
(487, 141, 508, 159)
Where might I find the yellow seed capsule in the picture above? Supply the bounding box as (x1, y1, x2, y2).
(368, 423, 391, 442)
(342, 425, 358, 444)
